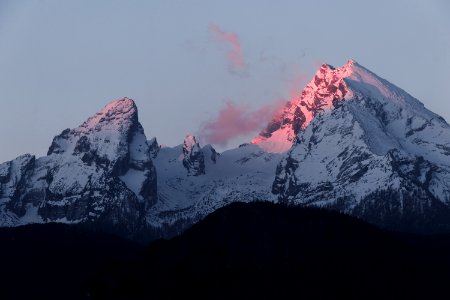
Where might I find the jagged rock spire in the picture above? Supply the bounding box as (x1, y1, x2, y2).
(252, 60, 355, 153)
(182, 134, 205, 176)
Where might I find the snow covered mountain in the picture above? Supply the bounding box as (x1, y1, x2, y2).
(272, 60, 450, 232)
(0, 98, 157, 237)
(1, 59, 450, 239)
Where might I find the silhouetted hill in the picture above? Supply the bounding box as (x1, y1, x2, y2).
(0, 223, 141, 299)
(2, 203, 450, 299)
(89, 202, 450, 299)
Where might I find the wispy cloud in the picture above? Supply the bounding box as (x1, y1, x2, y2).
(209, 24, 248, 75)
(199, 100, 284, 146)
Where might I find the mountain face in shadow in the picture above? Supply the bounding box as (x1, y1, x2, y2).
(89, 202, 450, 299)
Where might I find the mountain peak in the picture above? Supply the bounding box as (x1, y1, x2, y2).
(104, 97, 136, 110)
(316, 59, 353, 82)
(323, 58, 355, 69)
(252, 60, 355, 153)
(47, 97, 142, 164)
(183, 134, 198, 153)
(77, 97, 138, 134)
(2, 96, 157, 233)
(272, 58, 450, 233)
(182, 134, 205, 176)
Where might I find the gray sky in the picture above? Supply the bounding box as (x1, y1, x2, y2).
(1, 0, 449, 162)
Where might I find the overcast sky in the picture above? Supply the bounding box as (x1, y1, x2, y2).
(0, 0, 449, 162)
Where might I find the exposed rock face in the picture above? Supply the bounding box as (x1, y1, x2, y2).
(202, 144, 219, 164)
(182, 134, 205, 176)
(148, 137, 160, 159)
(0, 98, 157, 237)
(252, 61, 353, 153)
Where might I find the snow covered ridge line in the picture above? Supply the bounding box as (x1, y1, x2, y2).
(2, 59, 450, 240)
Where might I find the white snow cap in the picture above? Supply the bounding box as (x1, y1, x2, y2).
(78, 97, 137, 133)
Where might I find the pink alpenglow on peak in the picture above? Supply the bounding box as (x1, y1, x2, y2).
(252, 60, 356, 153)
(78, 97, 138, 134)
(47, 97, 145, 167)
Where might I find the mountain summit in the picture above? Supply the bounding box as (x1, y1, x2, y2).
(0, 98, 157, 237)
(272, 60, 450, 232)
(251, 60, 355, 153)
